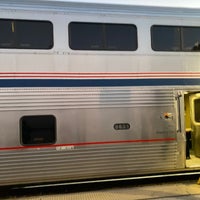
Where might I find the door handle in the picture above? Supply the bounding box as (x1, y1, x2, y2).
(176, 92, 182, 133)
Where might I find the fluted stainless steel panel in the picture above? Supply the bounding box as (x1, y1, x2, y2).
(0, 87, 179, 186)
(0, 142, 178, 186)
(0, 87, 174, 111)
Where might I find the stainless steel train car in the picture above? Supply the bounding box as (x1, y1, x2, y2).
(1, 0, 200, 186)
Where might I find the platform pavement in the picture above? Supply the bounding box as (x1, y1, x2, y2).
(3, 178, 200, 200)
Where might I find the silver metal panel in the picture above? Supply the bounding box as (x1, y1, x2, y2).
(0, 87, 174, 111)
(0, 142, 178, 186)
(0, 87, 177, 146)
(0, 87, 180, 186)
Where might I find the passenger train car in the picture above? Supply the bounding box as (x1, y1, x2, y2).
(1, 0, 200, 186)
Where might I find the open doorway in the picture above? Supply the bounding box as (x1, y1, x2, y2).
(185, 92, 200, 168)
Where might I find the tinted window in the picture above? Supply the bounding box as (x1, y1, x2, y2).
(69, 22, 103, 50)
(0, 19, 53, 49)
(152, 25, 200, 52)
(69, 22, 137, 51)
(182, 27, 200, 51)
(0, 20, 14, 48)
(106, 24, 137, 51)
(21, 115, 56, 146)
(151, 26, 180, 51)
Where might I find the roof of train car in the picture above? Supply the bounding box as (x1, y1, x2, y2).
(0, 0, 200, 17)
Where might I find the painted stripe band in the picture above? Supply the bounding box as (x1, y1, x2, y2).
(0, 71, 199, 86)
(0, 78, 199, 87)
(0, 138, 176, 151)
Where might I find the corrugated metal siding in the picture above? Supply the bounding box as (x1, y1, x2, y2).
(0, 87, 174, 111)
(0, 87, 178, 185)
(0, 142, 177, 186)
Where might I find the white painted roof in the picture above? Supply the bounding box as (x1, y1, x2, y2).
(0, 0, 200, 17)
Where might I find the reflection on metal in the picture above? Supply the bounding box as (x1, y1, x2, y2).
(11, 21, 15, 32)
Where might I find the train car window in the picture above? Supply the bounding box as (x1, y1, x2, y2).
(21, 115, 56, 146)
(0, 20, 14, 48)
(106, 24, 137, 51)
(194, 99, 200, 122)
(182, 27, 200, 51)
(151, 25, 181, 51)
(152, 25, 200, 52)
(69, 22, 103, 50)
(69, 22, 137, 51)
(0, 19, 53, 49)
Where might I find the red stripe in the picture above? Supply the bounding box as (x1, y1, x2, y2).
(0, 138, 176, 151)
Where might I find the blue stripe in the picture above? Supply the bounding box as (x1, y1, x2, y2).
(0, 78, 199, 87)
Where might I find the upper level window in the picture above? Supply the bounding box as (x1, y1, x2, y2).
(151, 26, 180, 51)
(0, 19, 53, 49)
(182, 27, 200, 51)
(69, 22, 137, 51)
(151, 25, 200, 52)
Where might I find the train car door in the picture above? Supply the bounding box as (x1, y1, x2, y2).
(185, 93, 200, 168)
(190, 93, 200, 157)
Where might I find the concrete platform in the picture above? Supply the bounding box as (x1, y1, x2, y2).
(15, 193, 200, 200)
(3, 178, 200, 200)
